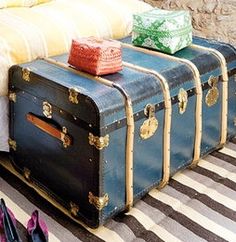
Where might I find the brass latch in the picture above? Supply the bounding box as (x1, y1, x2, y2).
(69, 88, 79, 104)
(140, 104, 158, 140)
(178, 88, 188, 114)
(22, 67, 31, 82)
(8, 138, 17, 151)
(9, 92, 16, 103)
(43, 101, 52, 118)
(206, 76, 219, 107)
(70, 202, 79, 217)
(88, 192, 109, 211)
(88, 133, 109, 150)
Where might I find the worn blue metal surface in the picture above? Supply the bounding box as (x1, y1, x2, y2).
(9, 36, 236, 228)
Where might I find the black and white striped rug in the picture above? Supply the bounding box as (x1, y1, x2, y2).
(1, 138, 236, 242)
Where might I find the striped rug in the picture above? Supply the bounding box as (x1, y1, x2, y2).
(1, 138, 236, 242)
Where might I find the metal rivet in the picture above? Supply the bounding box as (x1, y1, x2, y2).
(73, 116, 77, 120)
(117, 120, 121, 124)
(60, 110, 63, 114)
(136, 113, 139, 117)
(89, 124, 92, 127)
(89, 158, 93, 162)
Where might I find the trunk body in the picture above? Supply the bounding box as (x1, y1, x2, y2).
(9, 37, 236, 228)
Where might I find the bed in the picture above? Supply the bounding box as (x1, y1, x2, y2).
(0, 0, 152, 151)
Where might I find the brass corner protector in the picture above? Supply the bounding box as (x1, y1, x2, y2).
(69, 88, 79, 104)
(22, 67, 31, 82)
(88, 192, 109, 211)
(8, 138, 17, 151)
(43, 101, 52, 118)
(88, 133, 109, 150)
(9, 92, 16, 102)
(178, 88, 188, 114)
(70, 202, 79, 217)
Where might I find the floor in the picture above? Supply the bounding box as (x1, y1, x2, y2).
(0, 139, 236, 242)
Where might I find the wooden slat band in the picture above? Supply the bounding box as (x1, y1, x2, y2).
(121, 43, 202, 167)
(42, 57, 135, 210)
(191, 44, 229, 147)
(123, 61, 172, 188)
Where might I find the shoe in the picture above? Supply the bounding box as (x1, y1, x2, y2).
(27, 210, 48, 242)
(0, 198, 22, 242)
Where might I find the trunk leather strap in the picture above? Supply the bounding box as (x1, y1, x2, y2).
(26, 113, 72, 148)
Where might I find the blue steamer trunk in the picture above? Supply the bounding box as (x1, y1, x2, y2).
(8, 37, 236, 228)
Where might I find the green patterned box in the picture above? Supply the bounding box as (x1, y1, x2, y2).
(132, 8, 192, 54)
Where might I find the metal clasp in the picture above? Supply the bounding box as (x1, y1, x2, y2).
(178, 88, 188, 114)
(206, 76, 219, 107)
(140, 104, 158, 140)
(43, 101, 52, 118)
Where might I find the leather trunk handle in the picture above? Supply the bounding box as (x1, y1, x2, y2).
(26, 113, 72, 148)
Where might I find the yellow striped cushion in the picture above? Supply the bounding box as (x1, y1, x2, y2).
(0, 0, 52, 8)
(0, 0, 152, 96)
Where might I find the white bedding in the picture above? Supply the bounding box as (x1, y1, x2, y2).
(0, 96, 9, 152)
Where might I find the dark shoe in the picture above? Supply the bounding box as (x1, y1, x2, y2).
(27, 210, 48, 242)
(0, 198, 22, 242)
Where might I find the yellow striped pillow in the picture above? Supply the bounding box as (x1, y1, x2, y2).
(0, 0, 52, 8)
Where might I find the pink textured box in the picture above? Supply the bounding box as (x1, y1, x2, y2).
(68, 37, 123, 76)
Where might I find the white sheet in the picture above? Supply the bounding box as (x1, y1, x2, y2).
(0, 96, 9, 152)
